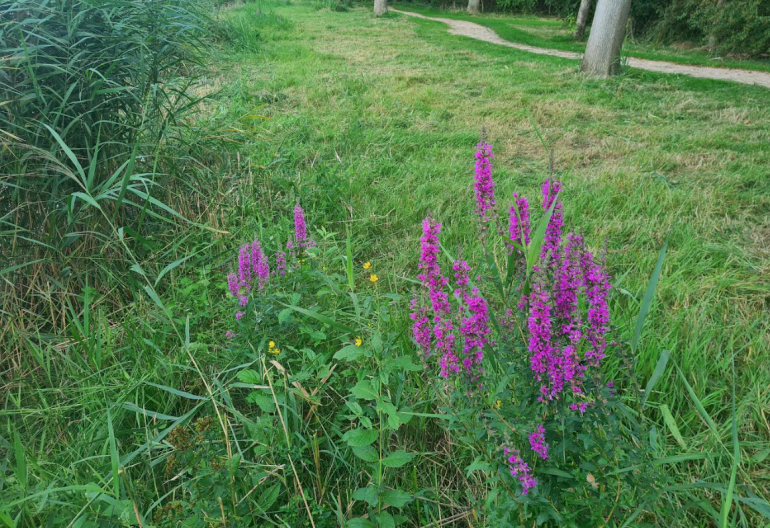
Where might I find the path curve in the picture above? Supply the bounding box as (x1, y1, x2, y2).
(392, 9, 770, 89)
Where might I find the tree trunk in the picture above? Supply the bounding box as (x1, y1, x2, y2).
(573, 0, 592, 40)
(374, 0, 387, 16)
(580, 0, 632, 78)
(467, 0, 480, 15)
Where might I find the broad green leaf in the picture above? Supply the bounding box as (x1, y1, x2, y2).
(381, 489, 412, 508)
(343, 428, 378, 447)
(465, 458, 493, 476)
(387, 356, 422, 372)
(247, 393, 275, 413)
(381, 450, 415, 468)
(257, 484, 280, 512)
(350, 380, 378, 401)
(376, 511, 395, 528)
(237, 369, 262, 385)
(352, 486, 379, 507)
(352, 445, 379, 463)
(346, 519, 376, 528)
(334, 344, 365, 362)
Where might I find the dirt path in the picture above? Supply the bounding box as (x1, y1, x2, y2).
(392, 9, 770, 89)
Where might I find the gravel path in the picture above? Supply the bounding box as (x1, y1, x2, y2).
(392, 9, 770, 89)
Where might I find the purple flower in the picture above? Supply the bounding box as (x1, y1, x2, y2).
(225, 330, 236, 340)
(509, 192, 531, 249)
(276, 251, 287, 276)
(473, 142, 496, 226)
(293, 203, 316, 249)
(294, 203, 307, 245)
(528, 425, 549, 460)
(581, 247, 611, 366)
(410, 299, 432, 357)
(453, 259, 489, 380)
(504, 446, 537, 495)
(415, 217, 458, 377)
(541, 179, 563, 262)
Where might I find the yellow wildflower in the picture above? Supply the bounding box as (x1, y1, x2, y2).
(268, 341, 280, 354)
(495, 400, 502, 409)
(369, 274, 378, 283)
(363, 261, 372, 270)
(354, 336, 363, 347)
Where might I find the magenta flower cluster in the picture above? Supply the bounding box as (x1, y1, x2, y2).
(410, 218, 491, 380)
(226, 203, 313, 338)
(473, 142, 496, 225)
(411, 140, 615, 496)
(227, 240, 271, 306)
(504, 446, 537, 495)
(528, 425, 549, 460)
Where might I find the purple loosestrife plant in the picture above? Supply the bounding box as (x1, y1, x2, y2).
(473, 142, 496, 228)
(408, 141, 657, 522)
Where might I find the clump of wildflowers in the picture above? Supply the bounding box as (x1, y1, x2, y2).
(410, 140, 617, 500)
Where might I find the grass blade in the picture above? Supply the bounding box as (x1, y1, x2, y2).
(107, 410, 120, 499)
(631, 239, 667, 354)
(720, 357, 740, 527)
(642, 349, 671, 407)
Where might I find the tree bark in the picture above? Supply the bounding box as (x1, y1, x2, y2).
(374, 0, 387, 17)
(573, 0, 592, 40)
(580, 0, 632, 77)
(467, 0, 480, 15)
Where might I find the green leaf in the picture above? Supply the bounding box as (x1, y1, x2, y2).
(346, 227, 355, 292)
(632, 239, 667, 354)
(247, 393, 276, 413)
(675, 364, 718, 435)
(387, 356, 422, 372)
(538, 467, 573, 479)
(352, 445, 379, 463)
(279, 303, 355, 333)
(346, 519, 376, 528)
(642, 349, 671, 407)
(381, 450, 415, 468)
(720, 358, 740, 528)
(381, 489, 413, 508)
(237, 369, 262, 385)
(350, 380, 378, 401)
(344, 428, 378, 447)
(352, 486, 379, 507)
(526, 191, 559, 281)
(107, 410, 120, 498)
(13, 427, 26, 491)
(465, 458, 493, 476)
(335, 344, 365, 362)
(257, 484, 280, 512)
(660, 404, 688, 450)
(376, 511, 396, 528)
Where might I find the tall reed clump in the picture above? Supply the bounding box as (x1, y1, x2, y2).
(0, 0, 218, 368)
(408, 140, 665, 524)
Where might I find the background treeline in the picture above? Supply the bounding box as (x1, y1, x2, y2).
(416, 0, 770, 58)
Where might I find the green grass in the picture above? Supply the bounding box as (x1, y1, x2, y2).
(3, 1, 770, 526)
(390, 2, 770, 72)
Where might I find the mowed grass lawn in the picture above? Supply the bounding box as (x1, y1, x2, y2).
(212, 0, 770, 506)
